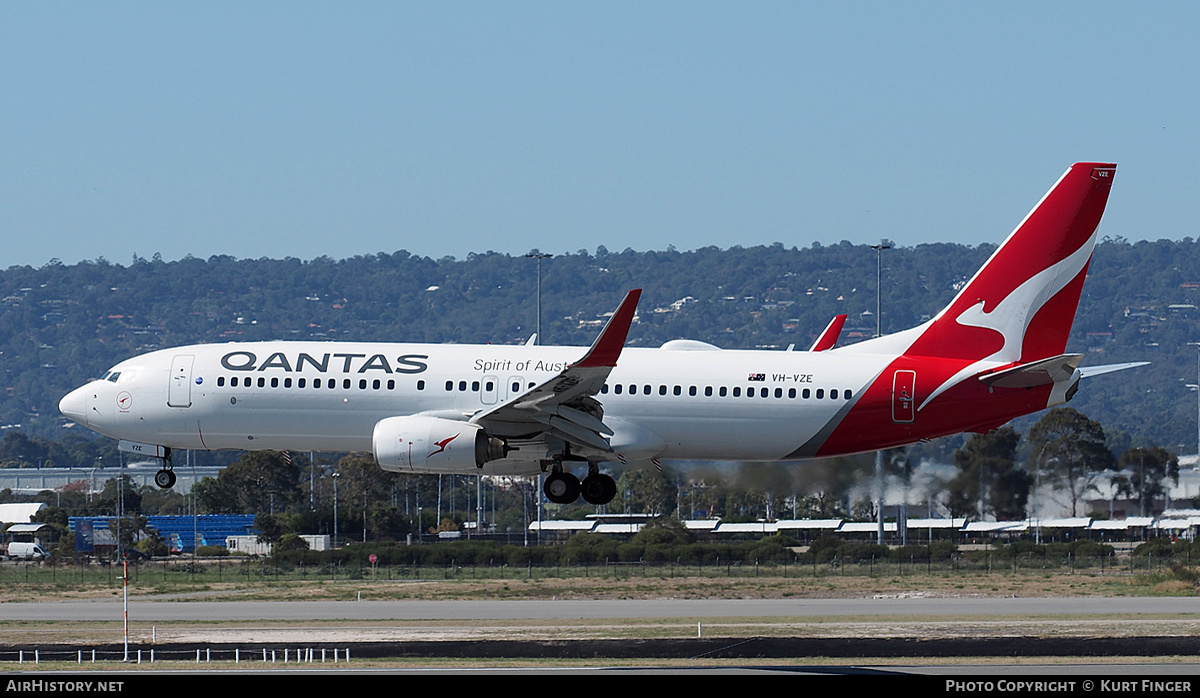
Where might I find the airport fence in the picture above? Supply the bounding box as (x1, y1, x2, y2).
(0, 548, 1188, 589)
(0, 647, 354, 666)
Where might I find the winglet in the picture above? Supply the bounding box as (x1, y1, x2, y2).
(574, 289, 642, 368)
(809, 314, 847, 352)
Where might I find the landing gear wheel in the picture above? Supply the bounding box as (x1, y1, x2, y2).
(544, 471, 581, 504)
(581, 473, 617, 505)
(154, 468, 176, 489)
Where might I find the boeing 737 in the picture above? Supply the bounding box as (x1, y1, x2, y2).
(59, 162, 1143, 505)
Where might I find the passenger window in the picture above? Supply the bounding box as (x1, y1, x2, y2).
(445, 381, 453, 391)
(373, 379, 381, 389)
(458, 381, 467, 391)
(733, 387, 741, 397)
(788, 388, 796, 398)
(615, 384, 623, 395)
(601, 384, 609, 394)
(803, 388, 810, 399)
(844, 389, 851, 399)
(343, 379, 351, 389)
(773, 388, 781, 398)
(218, 377, 226, 387)
(830, 389, 838, 399)
(674, 386, 681, 396)
(816, 388, 824, 399)
(747, 387, 755, 397)
(719, 387, 727, 397)
(643, 385, 652, 395)
(257, 377, 265, 388)
(472, 381, 480, 392)
(271, 377, 279, 388)
(415, 380, 423, 390)
(284, 378, 292, 388)
(705, 386, 712, 397)
(299, 378, 307, 388)
(659, 385, 667, 396)
(689, 386, 697, 396)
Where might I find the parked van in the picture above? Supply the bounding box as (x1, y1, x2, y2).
(7, 542, 48, 561)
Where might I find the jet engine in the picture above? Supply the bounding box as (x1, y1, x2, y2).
(373, 415, 507, 474)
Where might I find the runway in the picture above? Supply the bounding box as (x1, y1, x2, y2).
(4, 596, 1200, 671)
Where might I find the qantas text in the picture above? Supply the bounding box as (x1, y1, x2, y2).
(220, 351, 428, 374)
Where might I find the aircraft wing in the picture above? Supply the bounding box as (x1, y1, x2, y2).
(469, 289, 641, 453)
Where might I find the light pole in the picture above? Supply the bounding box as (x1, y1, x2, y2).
(526, 252, 552, 546)
(1190, 342, 1200, 460)
(332, 471, 340, 548)
(869, 240, 892, 338)
(524, 252, 553, 344)
(869, 240, 892, 544)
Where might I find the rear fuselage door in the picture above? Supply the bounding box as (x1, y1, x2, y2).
(891, 369, 915, 423)
(168, 354, 195, 408)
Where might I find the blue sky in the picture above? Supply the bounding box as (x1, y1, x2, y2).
(2, 2, 1197, 268)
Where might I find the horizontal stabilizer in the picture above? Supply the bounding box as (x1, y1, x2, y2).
(1078, 361, 1151, 378)
(978, 354, 1082, 389)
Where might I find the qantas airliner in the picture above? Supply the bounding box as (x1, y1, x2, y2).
(59, 163, 1144, 505)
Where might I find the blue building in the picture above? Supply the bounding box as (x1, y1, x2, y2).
(69, 515, 257, 554)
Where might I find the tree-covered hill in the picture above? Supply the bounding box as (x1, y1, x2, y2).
(3, 238, 1198, 454)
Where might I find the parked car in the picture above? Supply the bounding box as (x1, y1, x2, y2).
(7, 542, 48, 561)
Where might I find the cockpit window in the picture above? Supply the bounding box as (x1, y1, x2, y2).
(107, 372, 121, 383)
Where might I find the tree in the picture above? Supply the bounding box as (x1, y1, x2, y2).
(614, 468, 675, 516)
(1028, 408, 1114, 517)
(194, 451, 300, 516)
(336, 453, 406, 542)
(1112, 447, 1180, 516)
(947, 427, 1030, 520)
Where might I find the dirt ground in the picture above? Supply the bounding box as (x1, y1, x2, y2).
(6, 566, 1175, 603)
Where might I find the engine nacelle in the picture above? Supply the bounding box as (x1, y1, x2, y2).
(373, 415, 506, 474)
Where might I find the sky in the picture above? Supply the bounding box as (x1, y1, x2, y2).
(2, 2, 1198, 268)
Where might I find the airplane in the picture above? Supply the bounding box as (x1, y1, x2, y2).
(59, 162, 1145, 506)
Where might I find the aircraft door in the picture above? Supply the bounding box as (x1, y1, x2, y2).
(168, 354, 195, 408)
(891, 370, 915, 423)
(481, 375, 498, 405)
(506, 376, 524, 401)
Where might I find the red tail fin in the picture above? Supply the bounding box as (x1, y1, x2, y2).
(905, 163, 1116, 363)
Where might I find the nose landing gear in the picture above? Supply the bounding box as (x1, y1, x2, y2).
(154, 447, 176, 489)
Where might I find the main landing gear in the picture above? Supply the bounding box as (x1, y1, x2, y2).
(543, 466, 617, 505)
(154, 447, 176, 489)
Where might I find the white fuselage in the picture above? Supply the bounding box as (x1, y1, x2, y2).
(61, 340, 892, 475)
